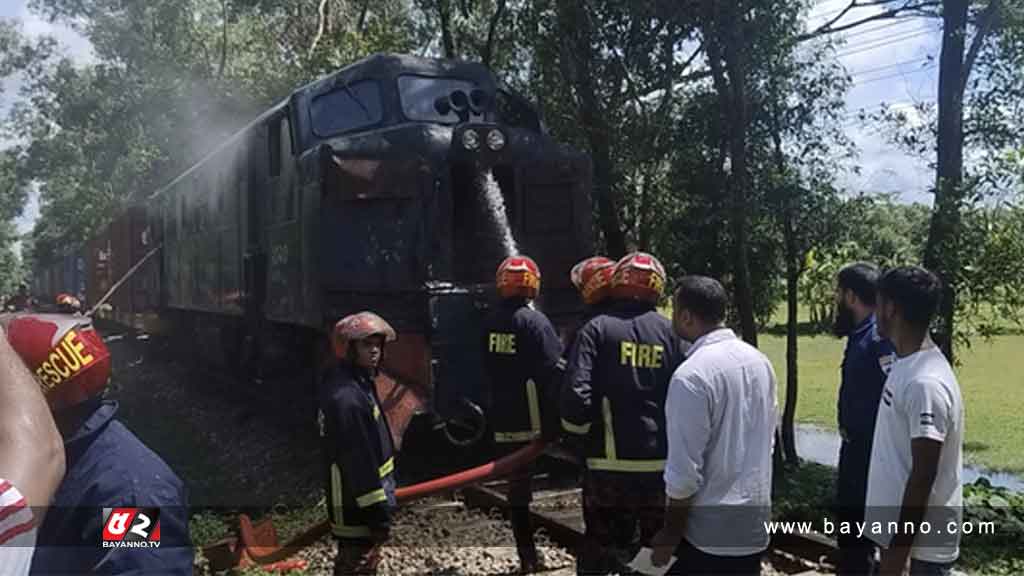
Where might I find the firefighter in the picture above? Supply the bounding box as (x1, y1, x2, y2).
(560, 252, 685, 575)
(482, 255, 565, 573)
(0, 312, 193, 574)
(55, 293, 82, 315)
(569, 256, 616, 327)
(318, 312, 398, 576)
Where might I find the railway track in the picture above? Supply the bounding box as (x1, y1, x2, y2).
(458, 473, 835, 576)
(102, 325, 838, 575)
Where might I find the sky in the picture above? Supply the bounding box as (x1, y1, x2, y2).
(1, 0, 943, 241)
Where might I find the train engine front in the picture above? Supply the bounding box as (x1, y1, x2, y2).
(287, 55, 592, 470)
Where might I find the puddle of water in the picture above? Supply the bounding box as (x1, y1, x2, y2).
(796, 424, 1024, 492)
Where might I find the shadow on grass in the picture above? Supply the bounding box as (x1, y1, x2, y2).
(761, 322, 830, 337)
(965, 441, 991, 454)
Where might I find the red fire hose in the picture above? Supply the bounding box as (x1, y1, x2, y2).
(204, 440, 547, 570)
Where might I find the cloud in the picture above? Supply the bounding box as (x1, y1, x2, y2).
(808, 0, 942, 205)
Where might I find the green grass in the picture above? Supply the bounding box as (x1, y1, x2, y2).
(661, 305, 1024, 474)
(761, 317, 1024, 475)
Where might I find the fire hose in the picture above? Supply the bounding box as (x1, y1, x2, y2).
(203, 439, 548, 571)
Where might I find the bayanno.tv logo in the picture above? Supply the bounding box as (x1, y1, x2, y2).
(101, 508, 161, 549)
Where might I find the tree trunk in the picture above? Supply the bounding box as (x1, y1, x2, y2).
(705, 1, 757, 346)
(772, 124, 799, 464)
(783, 210, 800, 464)
(218, 0, 229, 78)
(481, 0, 507, 69)
(438, 0, 456, 59)
(555, 0, 627, 257)
(923, 0, 968, 363)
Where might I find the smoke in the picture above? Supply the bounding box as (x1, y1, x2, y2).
(475, 170, 517, 258)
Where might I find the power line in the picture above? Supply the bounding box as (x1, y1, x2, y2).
(853, 63, 936, 86)
(840, 18, 920, 40)
(848, 57, 932, 77)
(834, 27, 937, 58)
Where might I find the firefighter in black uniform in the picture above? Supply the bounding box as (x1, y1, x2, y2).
(482, 255, 565, 573)
(561, 252, 685, 575)
(569, 256, 616, 336)
(318, 311, 398, 576)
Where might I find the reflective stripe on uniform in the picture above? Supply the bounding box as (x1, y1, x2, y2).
(356, 488, 387, 508)
(603, 398, 616, 460)
(330, 463, 371, 538)
(561, 418, 591, 435)
(495, 430, 540, 443)
(526, 379, 541, 435)
(585, 458, 666, 472)
(378, 457, 394, 478)
(494, 378, 544, 443)
(583, 398, 665, 473)
(373, 404, 381, 421)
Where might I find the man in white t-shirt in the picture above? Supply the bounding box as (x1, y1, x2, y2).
(865, 266, 963, 576)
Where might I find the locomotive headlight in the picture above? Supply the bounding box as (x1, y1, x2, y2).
(462, 129, 480, 151)
(486, 129, 506, 151)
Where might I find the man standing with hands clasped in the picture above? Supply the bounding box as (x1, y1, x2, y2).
(833, 263, 896, 575)
(864, 266, 964, 576)
(650, 276, 778, 575)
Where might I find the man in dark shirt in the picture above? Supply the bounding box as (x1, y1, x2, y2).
(482, 255, 564, 573)
(318, 312, 398, 575)
(561, 252, 685, 575)
(833, 263, 896, 575)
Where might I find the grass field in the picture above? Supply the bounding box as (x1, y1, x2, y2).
(658, 305, 1024, 473)
(759, 316, 1024, 475)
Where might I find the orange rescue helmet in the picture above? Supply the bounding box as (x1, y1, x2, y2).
(610, 252, 666, 304)
(496, 255, 541, 300)
(570, 256, 615, 306)
(332, 311, 397, 360)
(1, 313, 112, 412)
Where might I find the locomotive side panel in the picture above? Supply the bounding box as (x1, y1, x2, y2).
(263, 109, 304, 325)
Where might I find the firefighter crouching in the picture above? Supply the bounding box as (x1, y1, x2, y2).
(0, 313, 193, 574)
(560, 252, 685, 575)
(318, 312, 398, 575)
(482, 255, 565, 573)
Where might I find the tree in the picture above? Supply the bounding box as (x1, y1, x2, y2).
(9, 0, 417, 263)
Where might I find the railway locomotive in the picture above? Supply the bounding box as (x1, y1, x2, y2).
(32, 54, 594, 466)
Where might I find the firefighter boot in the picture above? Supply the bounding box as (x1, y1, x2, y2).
(510, 507, 542, 573)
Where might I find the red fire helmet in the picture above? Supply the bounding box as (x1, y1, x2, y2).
(1, 313, 112, 412)
(56, 293, 82, 312)
(332, 311, 397, 360)
(570, 256, 615, 306)
(610, 252, 667, 304)
(496, 255, 541, 300)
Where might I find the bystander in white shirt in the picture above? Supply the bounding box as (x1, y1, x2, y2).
(865, 338, 963, 563)
(663, 328, 778, 557)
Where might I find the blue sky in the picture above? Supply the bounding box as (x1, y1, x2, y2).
(2, 0, 942, 240)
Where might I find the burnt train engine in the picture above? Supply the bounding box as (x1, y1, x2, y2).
(35, 54, 594, 476)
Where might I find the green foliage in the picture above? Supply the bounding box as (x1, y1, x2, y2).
(960, 480, 1024, 575)
(188, 511, 231, 548)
